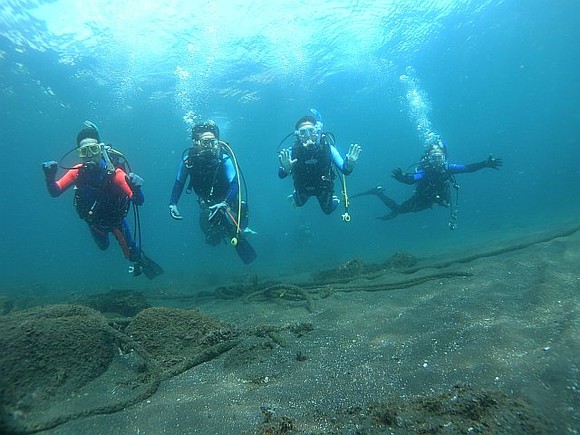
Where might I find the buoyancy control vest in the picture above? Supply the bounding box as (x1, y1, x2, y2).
(290, 134, 335, 191)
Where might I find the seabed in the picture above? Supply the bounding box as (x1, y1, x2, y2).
(1, 224, 579, 434)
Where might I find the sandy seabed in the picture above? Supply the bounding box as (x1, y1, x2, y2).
(1, 224, 578, 434)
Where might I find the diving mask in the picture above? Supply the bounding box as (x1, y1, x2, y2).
(296, 125, 319, 146)
(195, 137, 220, 158)
(77, 141, 102, 158)
(428, 150, 447, 168)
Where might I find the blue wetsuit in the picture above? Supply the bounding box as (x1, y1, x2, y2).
(170, 152, 243, 245)
(353, 157, 501, 220)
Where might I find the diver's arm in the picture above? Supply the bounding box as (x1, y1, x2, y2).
(449, 155, 502, 174)
(113, 169, 144, 206)
(48, 165, 81, 197)
(392, 167, 418, 184)
(169, 159, 189, 206)
(223, 158, 239, 205)
(330, 145, 352, 175)
(278, 148, 295, 178)
(449, 162, 482, 174)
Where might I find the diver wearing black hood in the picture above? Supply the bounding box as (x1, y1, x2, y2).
(169, 120, 256, 264)
(41, 122, 163, 279)
(352, 140, 502, 229)
(278, 113, 362, 215)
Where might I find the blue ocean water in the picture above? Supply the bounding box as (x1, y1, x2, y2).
(1, 0, 579, 292)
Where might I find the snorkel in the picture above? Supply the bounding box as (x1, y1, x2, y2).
(310, 108, 324, 134)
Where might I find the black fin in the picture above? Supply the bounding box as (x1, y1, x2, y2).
(140, 253, 164, 279)
(234, 236, 257, 265)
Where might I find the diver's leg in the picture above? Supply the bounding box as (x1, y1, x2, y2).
(374, 187, 399, 210)
(88, 223, 110, 251)
(239, 200, 249, 229)
(112, 218, 140, 261)
(199, 207, 223, 246)
(355, 187, 402, 220)
(317, 189, 339, 215)
(352, 186, 399, 209)
(397, 195, 431, 215)
(350, 186, 385, 199)
(292, 189, 309, 207)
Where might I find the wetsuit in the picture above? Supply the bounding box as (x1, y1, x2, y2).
(45, 160, 144, 261)
(169, 152, 245, 245)
(356, 160, 494, 220)
(278, 136, 352, 214)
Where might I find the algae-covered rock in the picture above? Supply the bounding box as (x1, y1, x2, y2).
(0, 304, 114, 416)
(125, 307, 238, 370)
(75, 289, 151, 317)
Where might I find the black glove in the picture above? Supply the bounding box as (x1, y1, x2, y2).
(126, 172, 144, 192)
(391, 167, 413, 184)
(486, 155, 503, 170)
(42, 161, 58, 179)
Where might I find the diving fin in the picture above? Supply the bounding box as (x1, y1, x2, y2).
(233, 236, 257, 265)
(139, 252, 164, 279)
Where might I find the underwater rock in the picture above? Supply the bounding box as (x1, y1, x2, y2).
(0, 304, 115, 430)
(75, 289, 151, 317)
(313, 251, 418, 282)
(124, 307, 238, 372)
(384, 251, 418, 269)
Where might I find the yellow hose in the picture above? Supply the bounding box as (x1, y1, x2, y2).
(341, 173, 351, 222)
(219, 141, 242, 239)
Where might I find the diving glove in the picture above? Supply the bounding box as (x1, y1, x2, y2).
(486, 155, 503, 170)
(208, 201, 229, 221)
(392, 167, 414, 184)
(345, 143, 362, 171)
(279, 149, 297, 174)
(169, 204, 183, 220)
(42, 161, 58, 179)
(126, 173, 144, 191)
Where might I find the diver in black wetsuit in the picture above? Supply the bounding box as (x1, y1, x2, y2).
(352, 141, 502, 228)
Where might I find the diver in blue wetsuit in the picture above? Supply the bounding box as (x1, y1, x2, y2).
(352, 140, 502, 228)
(169, 120, 256, 264)
(278, 113, 362, 215)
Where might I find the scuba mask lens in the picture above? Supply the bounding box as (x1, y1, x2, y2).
(296, 126, 318, 145)
(196, 138, 220, 158)
(201, 137, 219, 147)
(428, 152, 447, 170)
(77, 143, 102, 158)
(425, 144, 447, 168)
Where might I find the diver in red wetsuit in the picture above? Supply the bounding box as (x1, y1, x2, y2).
(42, 122, 162, 278)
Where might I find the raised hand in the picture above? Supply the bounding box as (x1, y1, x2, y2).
(126, 172, 144, 192)
(392, 167, 414, 185)
(487, 155, 503, 170)
(208, 201, 229, 221)
(345, 143, 362, 170)
(279, 149, 297, 174)
(42, 161, 58, 179)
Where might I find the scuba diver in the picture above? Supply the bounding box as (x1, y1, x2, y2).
(41, 121, 163, 279)
(352, 139, 502, 229)
(168, 120, 257, 264)
(278, 110, 362, 216)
